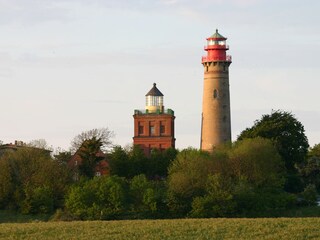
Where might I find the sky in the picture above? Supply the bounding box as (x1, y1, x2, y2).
(0, 0, 319, 151)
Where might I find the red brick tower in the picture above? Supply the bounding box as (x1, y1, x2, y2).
(133, 83, 175, 156)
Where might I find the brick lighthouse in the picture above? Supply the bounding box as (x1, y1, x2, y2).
(133, 83, 175, 156)
(200, 29, 232, 151)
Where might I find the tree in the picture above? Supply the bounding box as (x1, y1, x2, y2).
(146, 148, 178, 178)
(126, 145, 147, 178)
(70, 128, 114, 153)
(190, 174, 236, 218)
(238, 110, 309, 171)
(300, 184, 318, 206)
(0, 148, 70, 213)
(77, 137, 105, 178)
(109, 146, 130, 177)
(0, 159, 14, 208)
(167, 148, 213, 214)
(298, 145, 320, 192)
(129, 174, 161, 214)
(308, 143, 320, 158)
(65, 176, 127, 220)
(53, 150, 72, 165)
(228, 137, 285, 189)
(27, 139, 53, 151)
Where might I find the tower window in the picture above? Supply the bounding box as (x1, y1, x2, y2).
(223, 116, 227, 122)
(206, 66, 209, 72)
(160, 125, 165, 135)
(213, 89, 218, 99)
(139, 126, 144, 135)
(150, 126, 155, 136)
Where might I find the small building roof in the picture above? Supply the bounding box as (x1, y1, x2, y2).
(209, 29, 227, 40)
(145, 83, 164, 96)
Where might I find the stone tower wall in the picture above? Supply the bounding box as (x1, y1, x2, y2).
(201, 61, 231, 151)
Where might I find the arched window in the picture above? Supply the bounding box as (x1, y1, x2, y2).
(213, 89, 218, 99)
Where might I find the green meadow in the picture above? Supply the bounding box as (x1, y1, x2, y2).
(1, 218, 320, 240)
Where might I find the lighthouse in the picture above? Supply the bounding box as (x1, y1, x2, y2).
(200, 29, 232, 151)
(133, 83, 175, 156)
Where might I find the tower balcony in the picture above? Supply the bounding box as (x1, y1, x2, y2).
(134, 108, 174, 116)
(202, 55, 232, 63)
(204, 45, 229, 51)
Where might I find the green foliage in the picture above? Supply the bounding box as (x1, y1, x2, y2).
(109, 146, 130, 177)
(233, 186, 296, 216)
(109, 145, 147, 179)
(65, 176, 127, 220)
(168, 148, 212, 198)
(146, 148, 178, 178)
(298, 156, 320, 192)
(127, 145, 147, 178)
(229, 137, 285, 188)
(129, 174, 160, 214)
(0, 148, 70, 213)
(0, 160, 14, 208)
(130, 175, 151, 206)
(53, 151, 72, 165)
(190, 174, 236, 218)
(78, 137, 105, 178)
(308, 143, 320, 158)
(109, 146, 178, 179)
(167, 148, 212, 214)
(300, 184, 318, 206)
(21, 186, 54, 214)
(238, 110, 309, 172)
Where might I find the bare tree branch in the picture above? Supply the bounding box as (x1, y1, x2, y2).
(70, 128, 115, 153)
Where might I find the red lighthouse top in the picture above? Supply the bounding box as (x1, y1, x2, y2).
(202, 29, 232, 63)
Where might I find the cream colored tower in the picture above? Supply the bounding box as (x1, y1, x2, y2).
(200, 29, 232, 151)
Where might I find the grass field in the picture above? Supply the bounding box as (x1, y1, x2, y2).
(1, 218, 320, 240)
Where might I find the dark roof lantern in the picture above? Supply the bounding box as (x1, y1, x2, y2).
(145, 83, 164, 97)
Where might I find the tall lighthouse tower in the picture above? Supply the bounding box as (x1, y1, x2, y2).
(200, 29, 232, 151)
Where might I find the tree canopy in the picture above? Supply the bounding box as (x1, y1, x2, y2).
(70, 128, 114, 153)
(0, 148, 70, 213)
(237, 110, 309, 171)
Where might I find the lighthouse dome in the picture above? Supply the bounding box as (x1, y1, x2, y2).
(145, 83, 164, 113)
(209, 29, 227, 40)
(145, 83, 164, 96)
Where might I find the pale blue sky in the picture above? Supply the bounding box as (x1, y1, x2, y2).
(0, 0, 319, 150)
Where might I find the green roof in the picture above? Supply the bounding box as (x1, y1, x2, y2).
(209, 29, 226, 39)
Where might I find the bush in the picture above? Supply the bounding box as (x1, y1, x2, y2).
(300, 184, 318, 206)
(189, 174, 236, 218)
(21, 186, 54, 214)
(65, 176, 127, 220)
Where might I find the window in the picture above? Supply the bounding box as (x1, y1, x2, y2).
(160, 125, 165, 135)
(150, 126, 155, 136)
(213, 89, 218, 99)
(139, 125, 144, 135)
(223, 116, 227, 122)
